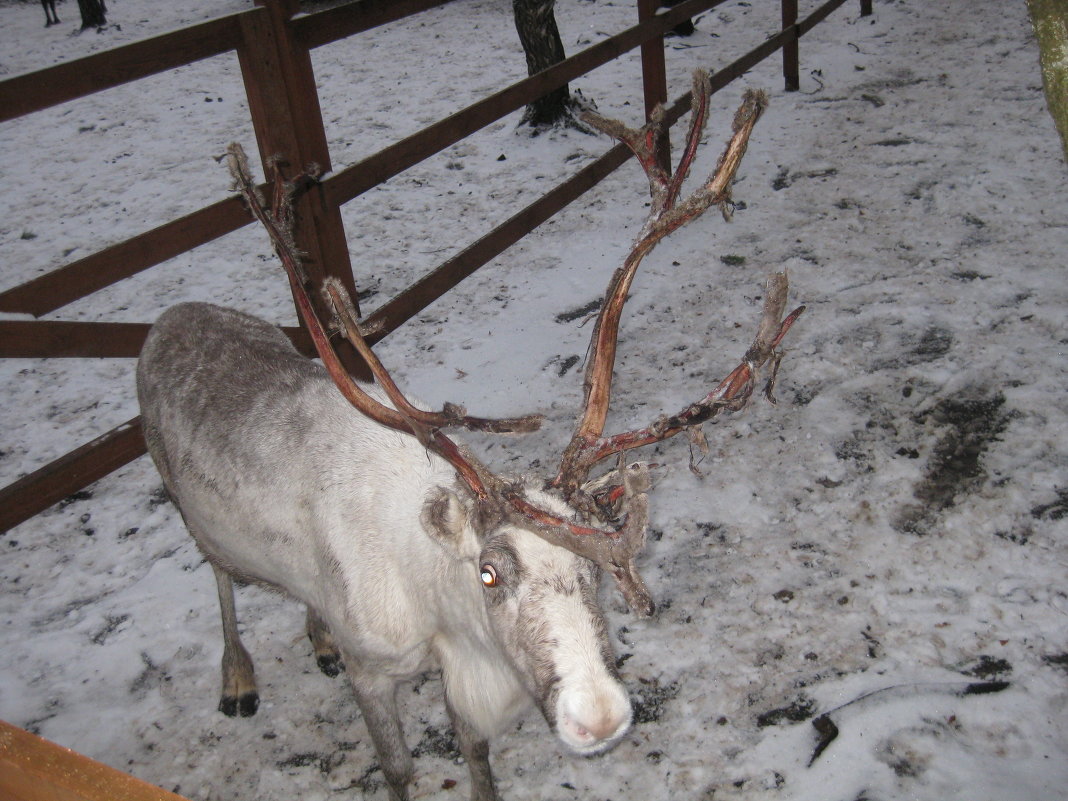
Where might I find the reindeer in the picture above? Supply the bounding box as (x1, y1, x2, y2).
(136, 72, 800, 801)
(41, 0, 60, 27)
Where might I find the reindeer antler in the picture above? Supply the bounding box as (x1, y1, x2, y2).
(554, 73, 803, 506)
(225, 69, 801, 618)
(226, 144, 656, 614)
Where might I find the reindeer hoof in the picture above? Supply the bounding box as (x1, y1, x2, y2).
(316, 653, 344, 678)
(219, 691, 259, 717)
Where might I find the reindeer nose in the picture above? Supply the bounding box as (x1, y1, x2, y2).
(574, 709, 626, 741)
(557, 689, 632, 754)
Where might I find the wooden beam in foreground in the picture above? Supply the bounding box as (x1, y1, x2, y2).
(0, 718, 190, 801)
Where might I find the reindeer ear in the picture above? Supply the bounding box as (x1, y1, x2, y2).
(421, 487, 483, 560)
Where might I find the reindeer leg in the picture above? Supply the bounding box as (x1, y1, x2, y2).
(446, 698, 499, 801)
(346, 665, 413, 801)
(305, 606, 343, 677)
(211, 564, 259, 717)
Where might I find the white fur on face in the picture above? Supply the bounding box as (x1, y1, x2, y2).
(544, 583, 631, 753)
(506, 530, 632, 755)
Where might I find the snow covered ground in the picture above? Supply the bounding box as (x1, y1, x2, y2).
(1, 0, 1066, 799)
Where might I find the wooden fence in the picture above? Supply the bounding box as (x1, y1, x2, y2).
(0, 0, 870, 534)
(0, 718, 190, 801)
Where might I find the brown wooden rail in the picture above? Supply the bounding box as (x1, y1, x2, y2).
(0, 719, 191, 801)
(0, 14, 245, 123)
(0, 0, 715, 321)
(0, 0, 868, 534)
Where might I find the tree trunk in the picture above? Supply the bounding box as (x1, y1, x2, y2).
(661, 0, 695, 36)
(1027, 0, 1068, 164)
(513, 0, 573, 129)
(77, 0, 107, 30)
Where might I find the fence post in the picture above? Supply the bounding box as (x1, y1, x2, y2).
(237, 0, 368, 377)
(861, 0, 873, 16)
(637, 0, 670, 170)
(782, 0, 799, 91)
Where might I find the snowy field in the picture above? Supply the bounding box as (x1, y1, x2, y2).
(2, 0, 1066, 799)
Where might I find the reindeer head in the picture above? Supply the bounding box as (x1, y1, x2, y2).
(227, 70, 804, 618)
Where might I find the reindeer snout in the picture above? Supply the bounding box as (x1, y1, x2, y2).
(556, 684, 632, 755)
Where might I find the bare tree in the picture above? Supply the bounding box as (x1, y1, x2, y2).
(512, 0, 695, 131)
(77, 0, 107, 31)
(661, 0, 696, 36)
(513, 0, 582, 130)
(1028, 0, 1068, 162)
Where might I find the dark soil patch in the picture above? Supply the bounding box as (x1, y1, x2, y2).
(631, 676, 681, 724)
(872, 325, 954, 370)
(1031, 487, 1068, 520)
(59, 489, 94, 508)
(553, 354, 580, 377)
(1042, 654, 1068, 675)
(276, 749, 346, 775)
(91, 613, 129, 645)
(958, 654, 1013, 680)
(908, 326, 954, 363)
(555, 298, 601, 324)
(411, 724, 461, 761)
(894, 392, 1011, 534)
(756, 694, 816, 727)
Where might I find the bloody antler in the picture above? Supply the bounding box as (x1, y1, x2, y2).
(554, 73, 803, 504)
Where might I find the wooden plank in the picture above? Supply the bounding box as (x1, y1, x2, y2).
(364, 22, 796, 341)
(0, 195, 251, 317)
(0, 13, 247, 123)
(294, 0, 456, 49)
(322, 0, 723, 208)
(638, 0, 669, 119)
(239, 0, 367, 378)
(782, 0, 800, 91)
(638, 0, 671, 171)
(0, 321, 311, 359)
(0, 322, 310, 533)
(0, 718, 190, 801)
(363, 143, 632, 342)
(0, 418, 145, 534)
(240, 2, 333, 180)
(0, 0, 718, 319)
(797, 0, 850, 36)
(0, 321, 150, 358)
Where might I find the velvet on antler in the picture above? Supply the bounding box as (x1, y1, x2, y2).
(554, 73, 803, 507)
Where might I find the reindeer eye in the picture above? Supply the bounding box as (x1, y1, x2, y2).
(480, 564, 499, 587)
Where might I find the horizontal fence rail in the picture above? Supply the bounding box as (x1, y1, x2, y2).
(0, 196, 251, 318)
(0, 321, 312, 359)
(0, 0, 866, 533)
(322, 0, 725, 208)
(0, 419, 146, 535)
(0, 13, 247, 123)
(0, 0, 719, 321)
(293, 0, 457, 48)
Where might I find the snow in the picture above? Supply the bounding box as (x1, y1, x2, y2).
(1, 0, 1066, 799)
